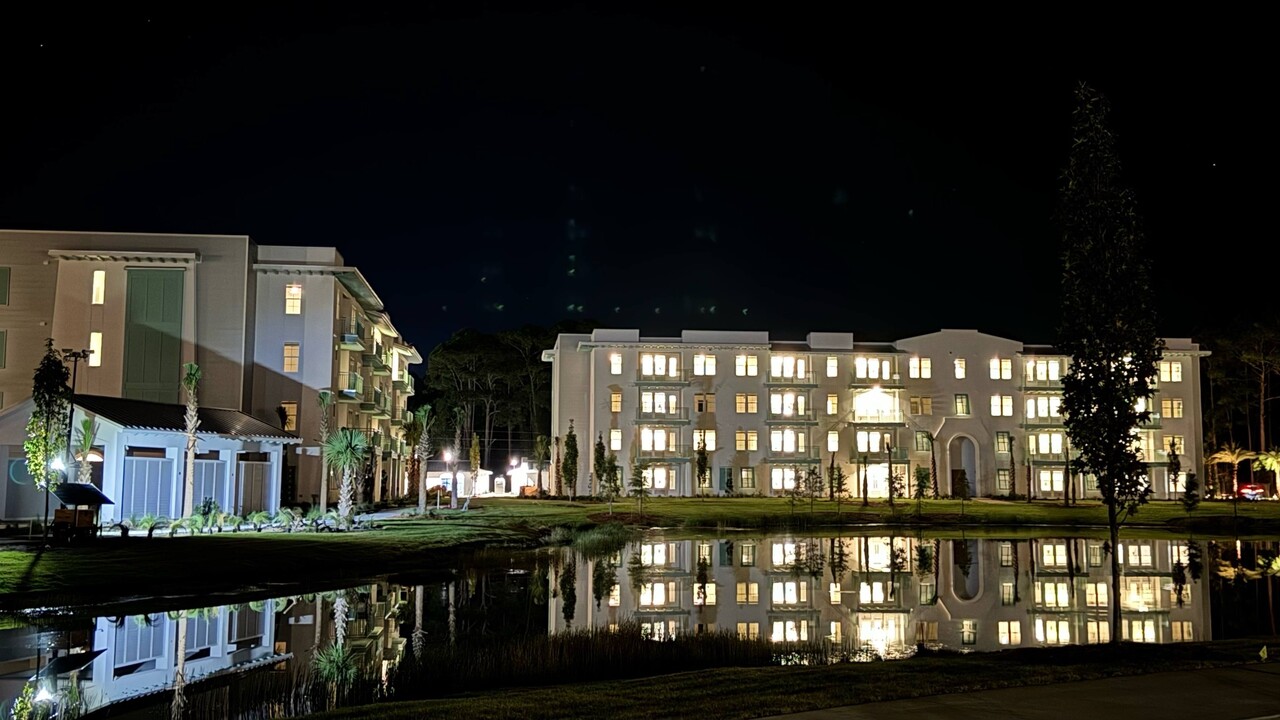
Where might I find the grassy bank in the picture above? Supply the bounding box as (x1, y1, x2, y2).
(2, 496, 1277, 611)
(310, 638, 1273, 720)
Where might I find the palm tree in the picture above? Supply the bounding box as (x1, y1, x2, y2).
(325, 428, 369, 528)
(533, 435, 550, 495)
(74, 417, 98, 484)
(1208, 442, 1257, 497)
(1254, 449, 1280, 497)
(180, 363, 202, 519)
(317, 391, 334, 512)
(404, 405, 436, 514)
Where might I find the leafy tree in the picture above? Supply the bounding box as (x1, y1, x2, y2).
(1254, 448, 1280, 498)
(594, 433, 607, 498)
(559, 554, 578, 626)
(1058, 82, 1165, 642)
(1182, 472, 1201, 513)
(562, 420, 579, 500)
(914, 466, 930, 516)
(601, 451, 621, 513)
(24, 339, 69, 542)
(695, 556, 710, 608)
(1208, 442, 1256, 498)
(591, 555, 618, 609)
(888, 465, 905, 509)
(952, 538, 974, 579)
(695, 439, 709, 499)
(180, 363, 202, 519)
(324, 428, 369, 528)
(629, 461, 650, 516)
(805, 466, 824, 516)
(533, 435, 551, 495)
(1167, 436, 1182, 503)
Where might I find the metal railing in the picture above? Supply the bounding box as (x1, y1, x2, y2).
(636, 408, 690, 422)
(338, 372, 363, 397)
(850, 411, 904, 424)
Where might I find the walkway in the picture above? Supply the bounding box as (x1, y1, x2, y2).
(763, 664, 1280, 720)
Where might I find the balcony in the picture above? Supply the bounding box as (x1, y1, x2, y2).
(364, 341, 390, 376)
(339, 316, 366, 351)
(362, 388, 391, 419)
(1021, 376, 1064, 391)
(390, 406, 406, 426)
(393, 372, 415, 394)
(765, 410, 817, 425)
(764, 446, 821, 463)
(635, 370, 690, 385)
(1139, 413, 1163, 429)
(764, 372, 819, 388)
(636, 408, 690, 423)
(1030, 452, 1068, 464)
(337, 372, 363, 401)
(849, 410, 905, 425)
(853, 447, 910, 463)
(1021, 415, 1066, 429)
(848, 373, 905, 389)
(636, 444, 691, 461)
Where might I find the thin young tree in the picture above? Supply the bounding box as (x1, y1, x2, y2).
(695, 438, 709, 499)
(324, 428, 369, 528)
(914, 466, 930, 517)
(316, 390, 334, 511)
(859, 454, 869, 507)
(629, 461, 650, 516)
(830, 454, 848, 519)
(601, 450, 621, 513)
(594, 432, 607, 498)
(25, 340, 70, 544)
(562, 420, 579, 501)
(180, 363, 202, 519)
(1058, 82, 1165, 642)
(533, 435, 551, 495)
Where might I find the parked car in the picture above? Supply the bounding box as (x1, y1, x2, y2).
(1238, 483, 1268, 501)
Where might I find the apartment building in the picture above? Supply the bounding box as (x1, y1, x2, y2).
(545, 328, 1207, 500)
(0, 230, 419, 520)
(549, 535, 1210, 650)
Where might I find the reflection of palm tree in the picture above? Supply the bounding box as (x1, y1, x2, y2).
(1254, 449, 1280, 495)
(333, 590, 349, 649)
(324, 429, 369, 528)
(413, 585, 426, 662)
(172, 614, 189, 720)
(1208, 443, 1257, 497)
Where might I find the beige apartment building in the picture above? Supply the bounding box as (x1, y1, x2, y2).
(545, 328, 1207, 500)
(0, 230, 419, 520)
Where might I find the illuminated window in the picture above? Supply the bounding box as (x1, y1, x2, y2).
(737, 622, 760, 640)
(0, 266, 8, 306)
(996, 469, 1011, 491)
(1039, 470, 1064, 492)
(88, 332, 102, 366)
(1086, 583, 1108, 607)
(1167, 435, 1185, 454)
(693, 429, 716, 451)
(283, 343, 300, 373)
(996, 431, 1011, 453)
(693, 353, 717, 376)
(641, 392, 679, 415)
(610, 429, 621, 451)
(1171, 621, 1193, 642)
(854, 356, 890, 380)
(739, 467, 756, 489)
(91, 270, 106, 305)
(770, 355, 807, 379)
(284, 283, 302, 314)
(1159, 360, 1183, 383)
(694, 393, 716, 413)
(608, 585, 620, 607)
(827, 431, 839, 452)
(998, 620, 1021, 645)
(770, 467, 797, 490)
(1087, 621, 1110, 644)
(954, 394, 970, 416)
(954, 358, 966, 379)
(914, 431, 931, 452)
(640, 353, 680, 378)
(909, 396, 932, 415)
(693, 582, 717, 606)
(826, 393, 838, 415)
(961, 620, 977, 645)
(909, 356, 932, 379)
(279, 401, 298, 431)
(1161, 398, 1183, 418)
(770, 392, 806, 417)
(990, 394, 1013, 417)
(735, 354, 758, 376)
(856, 431, 883, 453)
(740, 543, 756, 566)
(609, 353, 622, 375)
(826, 356, 838, 377)
(771, 580, 808, 605)
(989, 358, 1012, 380)
(735, 431, 758, 452)
(735, 393, 758, 413)
(1026, 395, 1062, 418)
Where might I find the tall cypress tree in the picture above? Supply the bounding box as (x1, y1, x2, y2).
(562, 420, 579, 500)
(1057, 82, 1164, 641)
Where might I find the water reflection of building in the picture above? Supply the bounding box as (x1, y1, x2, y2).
(549, 535, 1210, 656)
(0, 582, 408, 717)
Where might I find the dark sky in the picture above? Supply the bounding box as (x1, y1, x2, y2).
(1, 4, 1271, 353)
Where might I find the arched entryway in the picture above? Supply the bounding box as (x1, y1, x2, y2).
(947, 436, 978, 497)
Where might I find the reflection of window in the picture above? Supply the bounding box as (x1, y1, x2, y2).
(736, 582, 759, 604)
(1086, 621, 1110, 644)
(737, 622, 760, 640)
(693, 429, 716, 451)
(740, 544, 756, 566)
(771, 580, 808, 605)
(998, 542, 1012, 566)
(693, 582, 717, 605)
(1001, 583, 1015, 606)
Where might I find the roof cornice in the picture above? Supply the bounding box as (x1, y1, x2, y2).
(49, 249, 201, 264)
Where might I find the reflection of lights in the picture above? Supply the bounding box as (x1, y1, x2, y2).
(50, 457, 65, 472)
(34, 685, 53, 703)
(1127, 590, 1148, 612)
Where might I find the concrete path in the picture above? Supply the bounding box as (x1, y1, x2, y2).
(761, 664, 1280, 720)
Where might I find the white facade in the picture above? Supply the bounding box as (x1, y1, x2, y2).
(546, 328, 1208, 500)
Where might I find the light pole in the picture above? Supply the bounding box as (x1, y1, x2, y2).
(439, 450, 453, 511)
(60, 349, 91, 474)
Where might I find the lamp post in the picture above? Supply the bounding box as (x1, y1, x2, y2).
(60, 349, 92, 476)
(439, 450, 452, 511)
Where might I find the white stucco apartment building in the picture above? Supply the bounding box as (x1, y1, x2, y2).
(0, 230, 420, 521)
(545, 328, 1207, 500)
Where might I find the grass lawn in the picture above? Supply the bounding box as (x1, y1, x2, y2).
(2, 495, 1277, 612)
(309, 638, 1273, 720)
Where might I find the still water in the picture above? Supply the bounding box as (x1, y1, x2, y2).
(0, 532, 1273, 718)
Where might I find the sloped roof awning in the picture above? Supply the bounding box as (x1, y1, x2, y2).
(74, 395, 300, 443)
(53, 483, 113, 507)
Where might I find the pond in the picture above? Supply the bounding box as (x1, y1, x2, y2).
(1, 530, 1275, 718)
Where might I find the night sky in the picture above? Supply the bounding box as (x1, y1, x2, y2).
(1, 5, 1271, 354)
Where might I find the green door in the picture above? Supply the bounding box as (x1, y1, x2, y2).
(123, 269, 184, 403)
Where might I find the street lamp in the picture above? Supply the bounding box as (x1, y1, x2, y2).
(60, 348, 92, 478)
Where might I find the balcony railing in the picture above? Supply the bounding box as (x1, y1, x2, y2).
(1022, 415, 1065, 428)
(635, 370, 690, 384)
(337, 372, 363, 400)
(636, 444, 691, 460)
(1020, 376, 1064, 391)
(766, 410, 817, 424)
(393, 372, 414, 394)
(362, 388, 391, 418)
(764, 446, 821, 463)
(765, 372, 819, 387)
(850, 410, 905, 425)
(339, 316, 366, 351)
(636, 408, 690, 422)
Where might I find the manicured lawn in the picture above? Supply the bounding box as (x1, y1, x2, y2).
(309, 638, 1272, 720)
(2, 495, 1277, 612)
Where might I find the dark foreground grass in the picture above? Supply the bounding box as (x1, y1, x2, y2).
(3, 496, 1278, 612)
(313, 638, 1273, 720)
